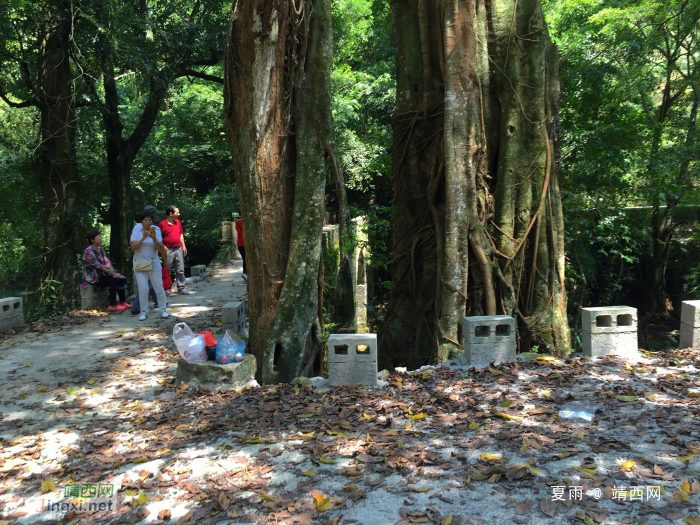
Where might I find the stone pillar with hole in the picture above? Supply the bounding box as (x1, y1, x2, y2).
(0, 297, 23, 331)
(328, 333, 378, 386)
(458, 315, 517, 368)
(679, 300, 700, 349)
(581, 306, 638, 360)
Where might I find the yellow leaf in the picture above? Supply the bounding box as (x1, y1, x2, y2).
(574, 467, 596, 476)
(138, 492, 148, 505)
(319, 455, 336, 464)
(495, 413, 521, 421)
(616, 395, 639, 402)
(678, 455, 695, 462)
(133, 458, 148, 464)
(301, 431, 315, 437)
(531, 467, 540, 474)
(536, 356, 556, 361)
(621, 460, 636, 470)
(441, 516, 453, 525)
(135, 418, 147, 424)
(21, 362, 33, 367)
(363, 413, 372, 419)
(87, 380, 95, 385)
(303, 468, 314, 476)
(216, 322, 222, 326)
(682, 480, 692, 493)
(645, 392, 658, 400)
(41, 480, 55, 492)
(688, 393, 700, 398)
(243, 439, 265, 444)
(481, 453, 502, 460)
(37, 387, 48, 393)
(89, 388, 98, 394)
(314, 494, 331, 512)
(490, 369, 503, 376)
(469, 422, 479, 430)
(125, 490, 138, 497)
(409, 413, 428, 420)
(297, 413, 314, 419)
(539, 390, 551, 397)
(499, 399, 512, 407)
(548, 373, 562, 379)
(683, 518, 700, 525)
(381, 430, 398, 436)
(575, 432, 584, 439)
(261, 494, 276, 501)
(404, 422, 412, 429)
(155, 448, 172, 456)
(675, 490, 689, 503)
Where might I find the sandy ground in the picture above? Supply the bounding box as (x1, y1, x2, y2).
(1, 261, 700, 525)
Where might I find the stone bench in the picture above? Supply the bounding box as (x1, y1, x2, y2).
(581, 306, 638, 360)
(458, 315, 516, 369)
(0, 297, 24, 331)
(80, 285, 109, 310)
(175, 354, 257, 391)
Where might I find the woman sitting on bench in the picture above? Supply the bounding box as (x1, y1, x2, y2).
(82, 230, 130, 311)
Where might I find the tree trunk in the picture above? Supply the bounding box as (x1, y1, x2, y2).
(380, 0, 570, 368)
(225, 0, 334, 384)
(36, 3, 82, 312)
(99, 43, 168, 272)
(649, 93, 698, 318)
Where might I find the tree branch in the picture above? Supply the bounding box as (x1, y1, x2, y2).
(0, 89, 37, 108)
(179, 68, 224, 84)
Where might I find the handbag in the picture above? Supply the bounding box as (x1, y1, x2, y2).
(134, 261, 153, 272)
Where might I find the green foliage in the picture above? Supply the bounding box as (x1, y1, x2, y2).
(331, 0, 394, 192)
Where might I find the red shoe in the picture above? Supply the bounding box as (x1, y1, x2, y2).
(119, 302, 132, 308)
(108, 304, 127, 311)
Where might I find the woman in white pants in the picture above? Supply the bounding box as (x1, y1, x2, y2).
(130, 211, 169, 320)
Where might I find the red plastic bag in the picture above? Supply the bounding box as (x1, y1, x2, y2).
(198, 331, 217, 347)
(162, 267, 173, 291)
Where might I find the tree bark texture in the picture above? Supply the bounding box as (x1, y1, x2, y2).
(225, 0, 333, 384)
(36, 4, 83, 312)
(380, 0, 570, 369)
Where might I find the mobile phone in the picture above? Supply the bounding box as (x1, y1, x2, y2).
(150, 226, 156, 235)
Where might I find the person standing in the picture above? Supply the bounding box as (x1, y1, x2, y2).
(131, 205, 161, 315)
(159, 205, 189, 295)
(130, 211, 169, 320)
(235, 218, 246, 280)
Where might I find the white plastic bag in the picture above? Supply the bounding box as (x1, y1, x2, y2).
(173, 322, 207, 364)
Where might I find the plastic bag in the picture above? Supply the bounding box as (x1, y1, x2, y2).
(173, 322, 208, 364)
(558, 402, 600, 422)
(216, 330, 246, 364)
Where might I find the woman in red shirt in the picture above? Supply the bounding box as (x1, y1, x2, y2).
(235, 219, 246, 279)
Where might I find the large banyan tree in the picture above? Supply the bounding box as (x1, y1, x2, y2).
(379, 0, 570, 369)
(224, 0, 335, 383)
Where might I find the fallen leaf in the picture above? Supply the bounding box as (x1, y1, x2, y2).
(125, 490, 138, 497)
(683, 518, 700, 525)
(314, 494, 331, 512)
(409, 413, 428, 420)
(87, 380, 95, 385)
(469, 422, 479, 430)
(682, 480, 692, 493)
(481, 453, 502, 460)
(319, 455, 336, 464)
(243, 438, 265, 444)
(515, 499, 534, 515)
(499, 400, 512, 407)
(303, 468, 314, 476)
(41, 480, 55, 493)
(158, 509, 171, 520)
(621, 460, 636, 470)
(261, 494, 275, 501)
(21, 362, 33, 367)
(36, 387, 48, 393)
(574, 467, 596, 476)
(678, 454, 695, 462)
(138, 492, 148, 505)
(441, 516, 453, 525)
(675, 490, 689, 503)
(617, 395, 639, 402)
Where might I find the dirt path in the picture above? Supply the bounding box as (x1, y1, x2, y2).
(1, 268, 700, 525)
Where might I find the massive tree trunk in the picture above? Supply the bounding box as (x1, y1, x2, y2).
(36, 3, 82, 312)
(225, 0, 334, 384)
(380, 0, 570, 369)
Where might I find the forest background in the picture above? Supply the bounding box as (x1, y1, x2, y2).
(1, 0, 698, 356)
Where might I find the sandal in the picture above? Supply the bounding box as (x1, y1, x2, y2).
(108, 304, 127, 311)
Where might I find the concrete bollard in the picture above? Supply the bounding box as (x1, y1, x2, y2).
(190, 264, 206, 277)
(328, 333, 378, 386)
(222, 301, 245, 333)
(459, 315, 517, 368)
(0, 297, 24, 331)
(581, 306, 638, 359)
(679, 300, 700, 349)
(80, 285, 109, 310)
